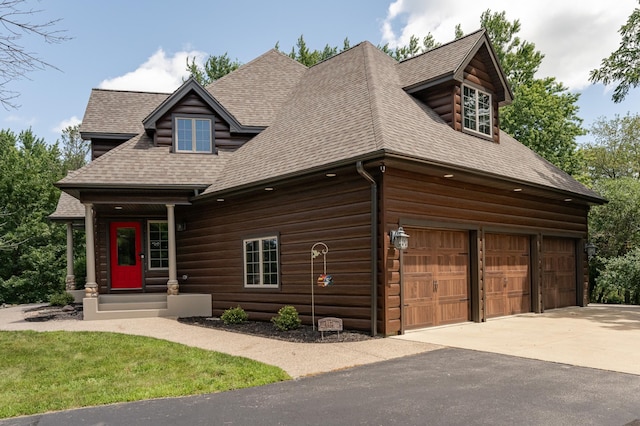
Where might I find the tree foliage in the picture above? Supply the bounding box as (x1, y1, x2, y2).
(593, 248, 640, 304)
(589, 3, 640, 103)
(580, 113, 640, 181)
(480, 10, 584, 175)
(0, 129, 67, 303)
(185, 52, 241, 86)
(58, 124, 89, 171)
(588, 178, 640, 260)
(0, 0, 70, 109)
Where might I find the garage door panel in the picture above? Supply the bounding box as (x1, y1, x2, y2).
(403, 229, 470, 329)
(485, 234, 531, 318)
(543, 238, 576, 310)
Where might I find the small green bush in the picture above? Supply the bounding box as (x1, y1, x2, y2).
(49, 292, 75, 306)
(271, 305, 302, 331)
(221, 306, 248, 324)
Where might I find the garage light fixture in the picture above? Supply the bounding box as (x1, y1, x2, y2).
(585, 242, 597, 260)
(390, 226, 410, 250)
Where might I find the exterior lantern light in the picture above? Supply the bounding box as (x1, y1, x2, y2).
(390, 226, 410, 250)
(585, 242, 596, 260)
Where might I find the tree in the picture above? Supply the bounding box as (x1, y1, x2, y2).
(588, 177, 640, 259)
(58, 124, 89, 171)
(589, 3, 640, 103)
(593, 248, 640, 304)
(0, 0, 69, 109)
(480, 10, 585, 175)
(185, 52, 241, 86)
(580, 113, 640, 181)
(0, 128, 67, 303)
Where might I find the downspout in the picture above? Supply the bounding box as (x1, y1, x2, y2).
(356, 161, 378, 337)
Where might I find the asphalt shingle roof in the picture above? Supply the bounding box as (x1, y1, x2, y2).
(80, 89, 170, 136)
(49, 191, 85, 220)
(61, 34, 602, 203)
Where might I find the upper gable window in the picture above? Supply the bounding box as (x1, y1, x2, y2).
(175, 117, 213, 153)
(462, 85, 492, 137)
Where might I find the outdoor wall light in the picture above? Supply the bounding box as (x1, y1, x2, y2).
(176, 221, 187, 232)
(390, 226, 410, 250)
(585, 242, 597, 260)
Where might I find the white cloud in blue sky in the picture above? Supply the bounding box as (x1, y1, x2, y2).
(52, 115, 81, 134)
(99, 48, 206, 93)
(381, 0, 636, 90)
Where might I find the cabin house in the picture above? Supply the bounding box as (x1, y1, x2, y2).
(50, 30, 604, 335)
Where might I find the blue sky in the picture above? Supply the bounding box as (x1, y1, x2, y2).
(2, 0, 638, 146)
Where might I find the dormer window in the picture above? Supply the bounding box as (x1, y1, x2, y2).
(462, 85, 492, 137)
(175, 116, 213, 153)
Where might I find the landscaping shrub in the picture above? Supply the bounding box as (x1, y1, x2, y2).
(593, 248, 640, 304)
(271, 305, 302, 331)
(49, 292, 75, 306)
(221, 306, 248, 324)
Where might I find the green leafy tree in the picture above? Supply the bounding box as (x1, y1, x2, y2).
(588, 177, 640, 259)
(589, 3, 640, 103)
(480, 10, 584, 175)
(58, 124, 89, 171)
(0, 129, 66, 303)
(593, 248, 640, 304)
(185, 53, 241, 86)
(580, 113, 640, 181)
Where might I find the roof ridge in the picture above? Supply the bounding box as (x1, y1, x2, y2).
(208, 48, 307, 89)
(360, 43, 390, 151)
(90, 87, 172, 95)
(398, 28, 485, 64)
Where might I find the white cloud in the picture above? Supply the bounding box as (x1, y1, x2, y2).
(52, 116, 82, 134)
(381, 0, 637, 90)
(98, 48, 206, 93)
(4, 114, 36, 127)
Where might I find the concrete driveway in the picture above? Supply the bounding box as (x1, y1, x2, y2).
(394, 304, 640, 375)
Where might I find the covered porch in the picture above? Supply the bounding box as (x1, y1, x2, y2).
(50, 189, 212, 319)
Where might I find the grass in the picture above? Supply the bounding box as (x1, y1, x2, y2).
(0, 330, 290, 419)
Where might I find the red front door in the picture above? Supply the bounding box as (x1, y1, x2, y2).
(110, 222, 143, 289)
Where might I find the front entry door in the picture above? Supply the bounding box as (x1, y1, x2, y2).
(110, 222, 143, 289)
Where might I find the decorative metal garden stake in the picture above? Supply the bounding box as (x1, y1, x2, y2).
(311, 242, 329, 331)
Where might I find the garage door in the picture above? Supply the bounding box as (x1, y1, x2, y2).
(543, 237, 577, 310)
(485, 234, 531, 318)
(403, 229, 470, 329)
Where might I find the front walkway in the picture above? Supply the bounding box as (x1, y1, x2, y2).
(394, 304, 640, 375)
(0, 305, 439, 378)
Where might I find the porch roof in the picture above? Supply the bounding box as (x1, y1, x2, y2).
(49, 191, 85, 221)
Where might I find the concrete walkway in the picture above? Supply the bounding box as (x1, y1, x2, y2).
(2, 304, 639, 377)
(394, 304, 640, 376)
(0, 304, 440, 378)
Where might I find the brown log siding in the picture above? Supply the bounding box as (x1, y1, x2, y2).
(174, 171, 373, 331)
(381, 167, 589, 334)
(154, 92, 251, 150)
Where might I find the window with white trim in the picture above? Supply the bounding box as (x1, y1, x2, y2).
(243, 236, 279, 287)
(148, 221, 169, 269)
(462, 85, 492, 137)
(175, 117, 213, 153)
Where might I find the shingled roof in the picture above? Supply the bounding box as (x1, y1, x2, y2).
(61, 34, 602, 204)
(80, 89, 169, 137)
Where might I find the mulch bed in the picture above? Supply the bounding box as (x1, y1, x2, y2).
(178, 317, 377, 343)
(22, 304, 84, 322)
(17, 304, 373, 343)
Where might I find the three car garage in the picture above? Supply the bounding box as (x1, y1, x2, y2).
(402, 227, 580, 330)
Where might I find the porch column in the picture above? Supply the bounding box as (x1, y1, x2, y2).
(84, 203, 98, 297)
(166, 204, 179, 295)
(65, 222, 75, 290)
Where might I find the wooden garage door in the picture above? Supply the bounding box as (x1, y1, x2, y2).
(543, 237, 577, 310)
(403, 229, 470, 329)
(485, 234, 531, 318)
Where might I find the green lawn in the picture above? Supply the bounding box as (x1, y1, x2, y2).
(0, 330, 290, 419)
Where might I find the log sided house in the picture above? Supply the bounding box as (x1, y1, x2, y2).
(50, 30, 604, 335)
